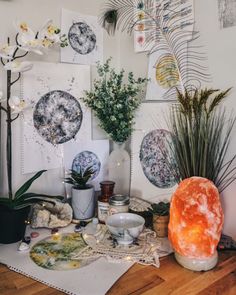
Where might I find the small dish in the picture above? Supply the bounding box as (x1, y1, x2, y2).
(106, 213, 145, 245)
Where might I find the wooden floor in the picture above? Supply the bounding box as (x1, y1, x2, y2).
(0, 251, 236, 295)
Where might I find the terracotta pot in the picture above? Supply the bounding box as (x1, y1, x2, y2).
(153, 214, 169, 238)
(0, 205, 30, 244)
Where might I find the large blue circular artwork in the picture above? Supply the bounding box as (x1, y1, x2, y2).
(68, 22, 96, 55)
(72, 151, 101, 181)
(33, 90, 83, 144)
(139, 129, 176, 188)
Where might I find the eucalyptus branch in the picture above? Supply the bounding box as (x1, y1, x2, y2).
(11, 73, 21, 86)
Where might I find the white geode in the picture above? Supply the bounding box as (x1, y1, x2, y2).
(31, 201, 72, 228)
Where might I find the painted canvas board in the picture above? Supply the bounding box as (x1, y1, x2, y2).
(130, 102, 177, 202)
(63, 139, 109, 192)
(144, 0, 194, 100)
(21, 62, 91, 174)
(61, 8, 103, 65)
(218, 0, 236, 29)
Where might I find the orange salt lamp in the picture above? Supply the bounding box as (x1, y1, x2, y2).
(168, 177, 223, 271)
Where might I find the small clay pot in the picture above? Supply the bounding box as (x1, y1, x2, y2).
(153, 214, 169, 238)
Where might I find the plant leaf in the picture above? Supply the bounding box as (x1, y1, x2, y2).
(14, 170, 47, 199)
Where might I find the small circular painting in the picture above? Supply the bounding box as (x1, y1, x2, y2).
(30, 233, 89, 271)
(33, 90, 83, 144)
(68, 22, 96, 55)
(139, 129, 176, 188)
(72, 151, 101, 180)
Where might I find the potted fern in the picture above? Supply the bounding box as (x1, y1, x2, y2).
(149, 202, 170, 238)
(65, 167, 95, 220)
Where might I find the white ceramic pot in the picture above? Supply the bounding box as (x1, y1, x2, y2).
(71, 186, 95, 220)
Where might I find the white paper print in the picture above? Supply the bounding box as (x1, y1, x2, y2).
(21, 62, 91, 174)
(61, 9, 103, 65)
(218, 0, 236, 29)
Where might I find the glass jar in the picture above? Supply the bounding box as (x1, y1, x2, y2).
(98, 181, 115, 223)
(109, 194, 130, 215)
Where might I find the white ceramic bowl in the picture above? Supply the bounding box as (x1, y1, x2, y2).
(106, 213, 145, 245)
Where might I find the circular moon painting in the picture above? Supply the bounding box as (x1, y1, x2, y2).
(68, 22, 96, 55)
(33, 90, 83, 144)
(72, 151, 101, 181)
(139, 129, 176, 188)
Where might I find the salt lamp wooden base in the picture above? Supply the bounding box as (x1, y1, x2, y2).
(174, 251, 218, 271)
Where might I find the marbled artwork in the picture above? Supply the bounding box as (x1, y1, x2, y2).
(68, 22, 96, 55)
(218, 0, 236, 29)
(61, 9, 103, 65)
(33, 90, 83, 144)
(21, 62, 91, 174)
(72, 151, 101, 180)
(130, 103, 177, 202)
(140, 129, 176, 188)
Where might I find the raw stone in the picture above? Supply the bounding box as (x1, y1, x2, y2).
(31, 201, 72, 229)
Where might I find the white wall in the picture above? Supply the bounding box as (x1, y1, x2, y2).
(1, 0, 236, 238)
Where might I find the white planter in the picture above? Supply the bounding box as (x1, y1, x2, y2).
(71, 186, 95, 220)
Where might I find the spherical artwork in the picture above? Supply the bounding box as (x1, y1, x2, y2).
(139, 129, 176, 188)
(68, 22, 96, 55)
(33, 90, 83, 144)
(72, 151, 101, 180)
(168, 177, 224, 258)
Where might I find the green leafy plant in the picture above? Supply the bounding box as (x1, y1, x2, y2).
(64, 167, 94, 190)
(167, 87, 236, 192)
(148, 202, 170, 216)
(0, 170, 64, 210)
(82, 58, 148, 142)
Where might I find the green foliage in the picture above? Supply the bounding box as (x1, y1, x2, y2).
(167, 87, 236, 192)
(82, 58, 148, 142)
(0, 170, 64, 209)
(64, 166, 94, 190)
(149, 202, 170, 216)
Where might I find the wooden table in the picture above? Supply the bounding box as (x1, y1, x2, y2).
(0, 251, 236, 295)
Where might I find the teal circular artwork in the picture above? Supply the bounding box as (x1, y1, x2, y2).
(139, 129, 176, 188)
(72, 151, 101, 180)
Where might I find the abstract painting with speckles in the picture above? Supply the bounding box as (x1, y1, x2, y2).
(21, 62, 91, 174)
(61, 9, 103, 65)
(130, 103, 177, 202)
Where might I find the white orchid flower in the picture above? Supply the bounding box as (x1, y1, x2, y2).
(0, 44, 17, 60)
(4, 60, 33, 73)
(39, 19, 61, 47)
(9, 95, 27, 113)
(15, 21, 43, 55)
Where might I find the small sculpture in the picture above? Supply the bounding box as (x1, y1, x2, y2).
(31, 201, 72, 228)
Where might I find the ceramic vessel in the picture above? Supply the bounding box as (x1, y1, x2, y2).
(153, 214, 169, 238)
(72, 186, 95, 220)
(106, 212, 145, 245)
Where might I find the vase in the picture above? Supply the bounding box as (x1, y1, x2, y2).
(0, 205, 30, 244)
(108, 142, 131, 195)
(71, 186, 95, 220)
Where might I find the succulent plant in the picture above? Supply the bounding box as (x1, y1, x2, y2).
(149, 201, 170, 216)
(64, 166, 94, 190)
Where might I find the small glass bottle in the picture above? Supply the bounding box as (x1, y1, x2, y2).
(98, 181, 115, 223)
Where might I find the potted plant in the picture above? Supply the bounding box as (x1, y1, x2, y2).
(82, 58, 148, 194)
(149, 201, 170, 238)
(0, 170, 64, 244)
(0, 21, 67, 244)
(65, 167, 95, 220)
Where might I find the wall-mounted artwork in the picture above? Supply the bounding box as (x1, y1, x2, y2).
(64, 140, 109, 192)
(21, 62, 91, 174)
(130, 103, 177, 202)
(218, 0, 236, 29)
(61, 8, 103, 65)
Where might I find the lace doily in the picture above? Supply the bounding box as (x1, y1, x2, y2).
(71, 225, 173, 268)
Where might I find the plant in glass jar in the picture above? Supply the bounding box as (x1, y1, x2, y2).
(82, 58, 148, 194)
